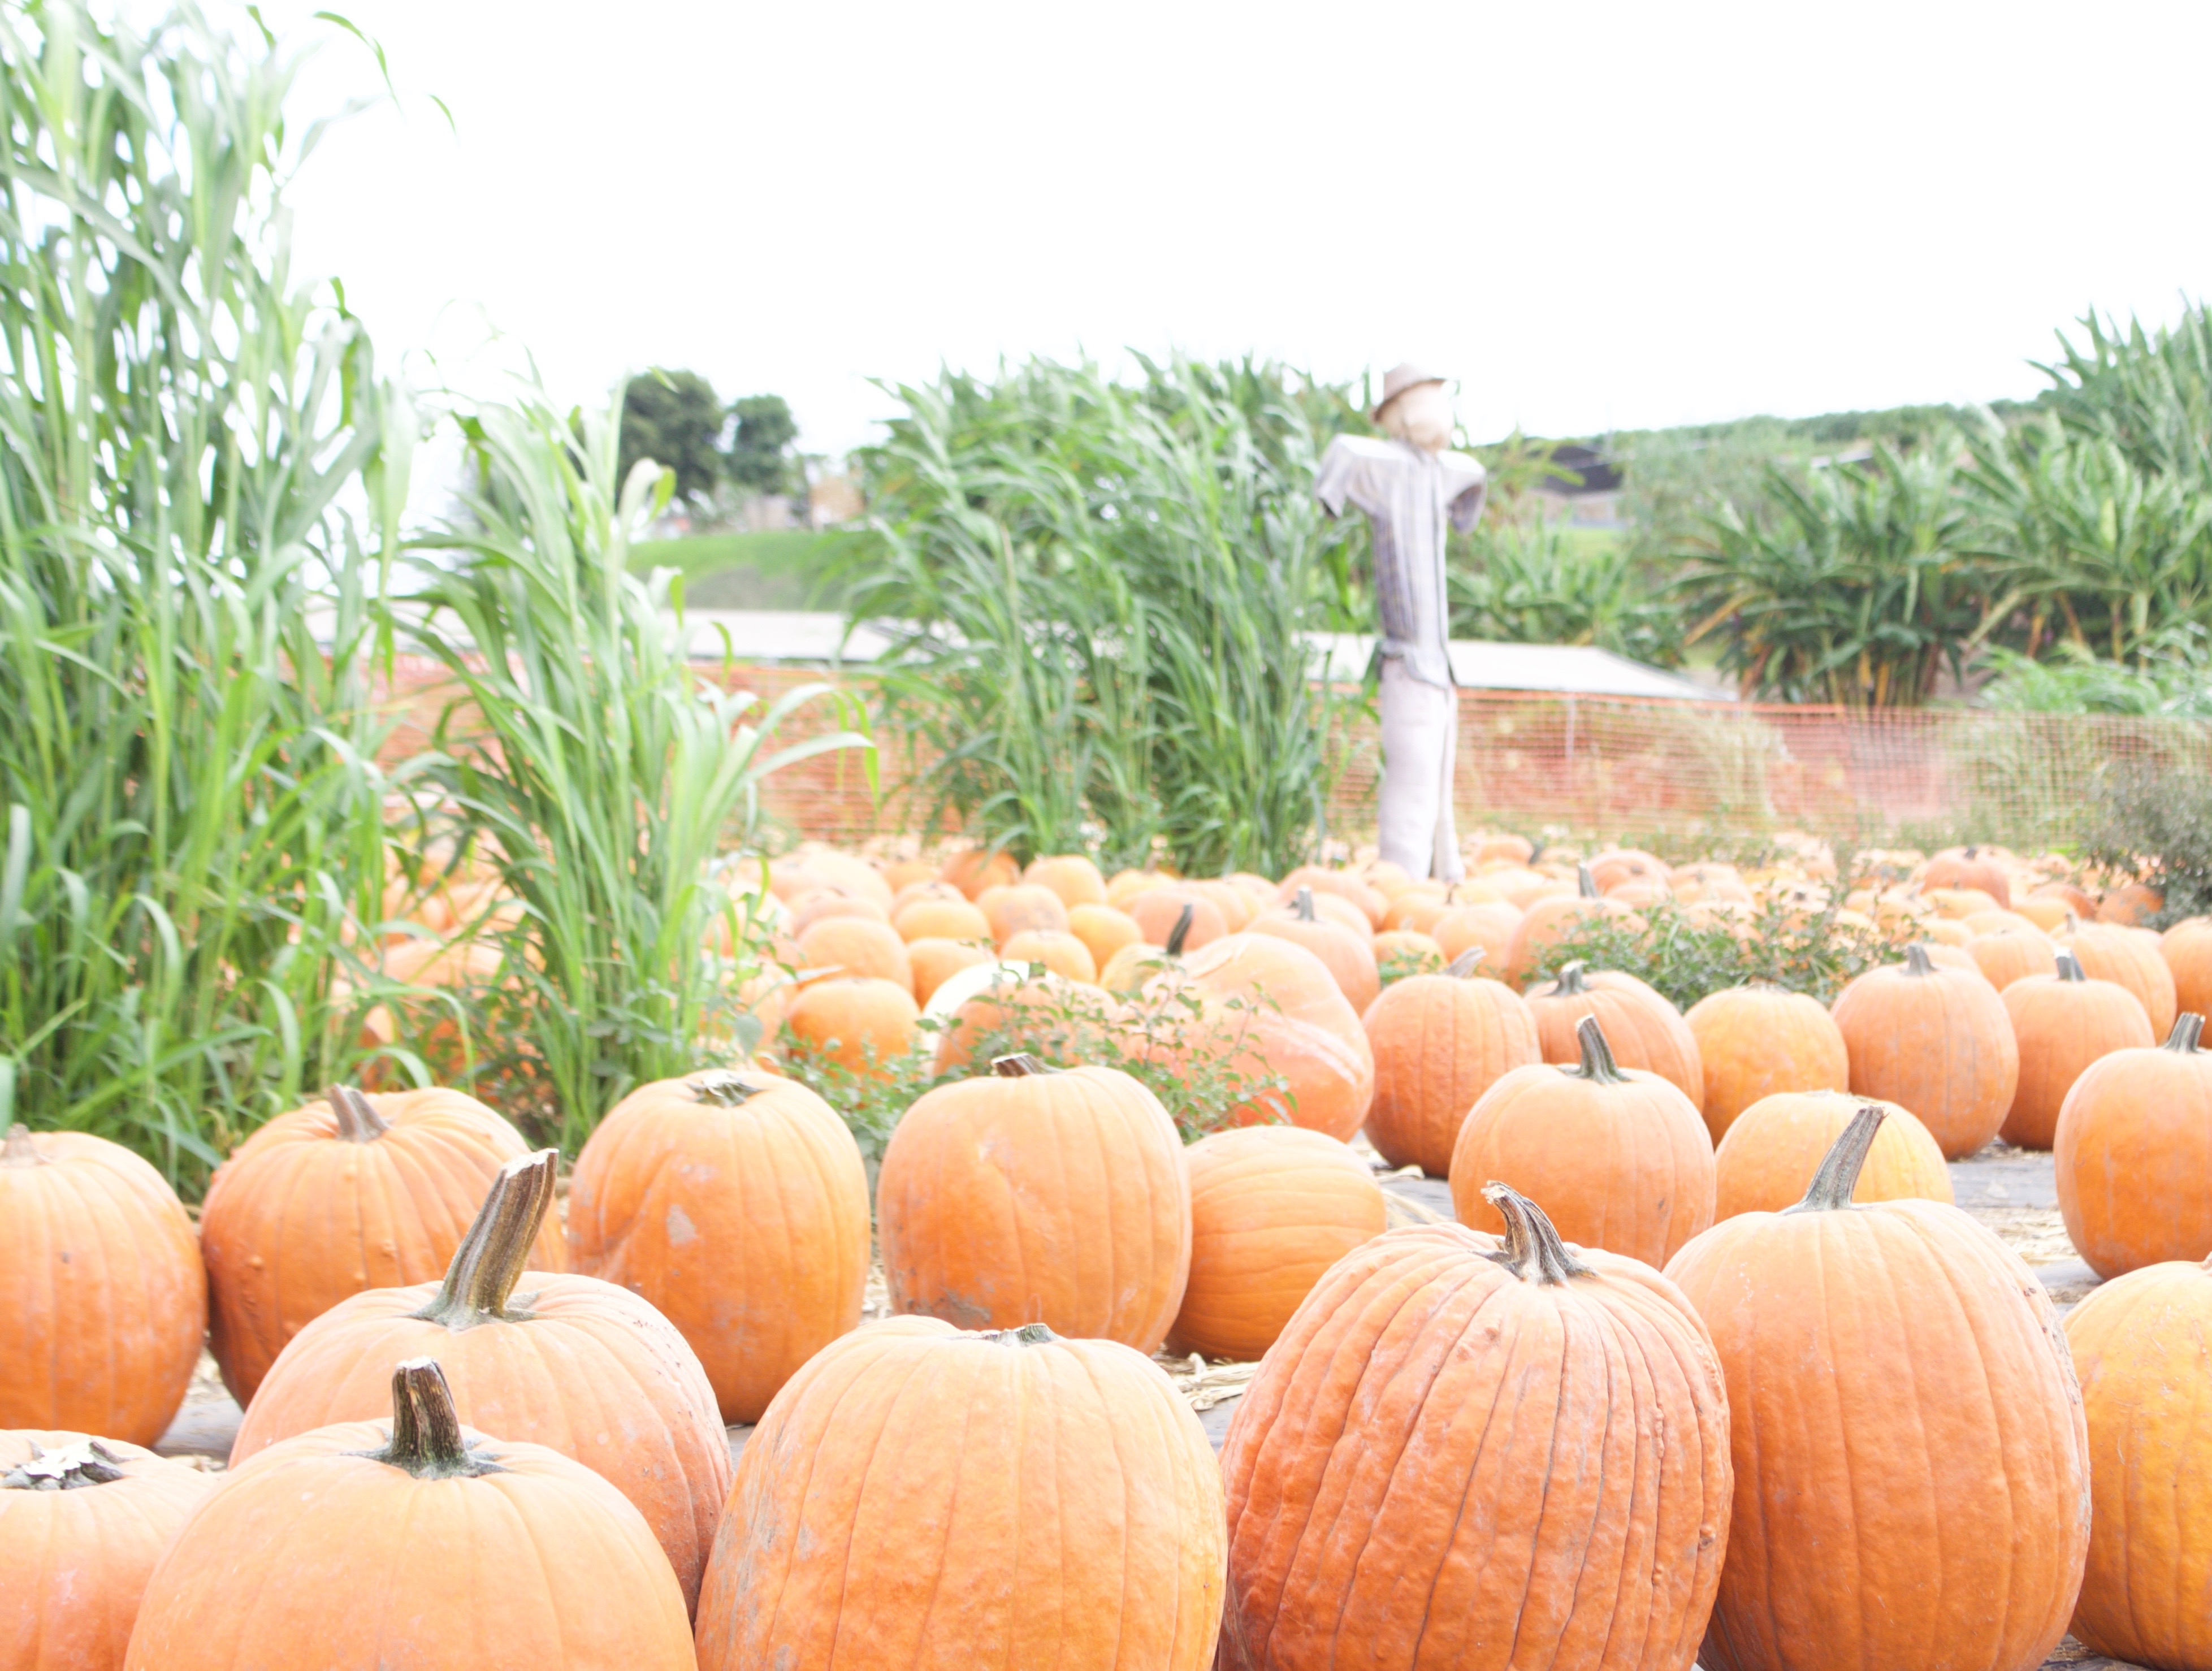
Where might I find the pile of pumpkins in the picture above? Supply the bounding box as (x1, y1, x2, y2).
(4, 834, 2211, 1670)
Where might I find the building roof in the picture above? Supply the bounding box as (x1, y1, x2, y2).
(1534, 443, 1624, 496)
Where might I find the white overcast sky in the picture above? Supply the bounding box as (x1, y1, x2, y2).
(199, 0, 2212, 457)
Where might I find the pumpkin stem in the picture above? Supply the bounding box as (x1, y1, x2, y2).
(370, 1358, 504, 1480)
(1903, 943, 1935, 977)
(1549, 960, 1590, 996)
(413, 1150, 556, 1328)
(1483, 1183, 1591, 1285)
(1445, 948, 1485, 979)
(1570, 1015, 1627, 1085)
(990, 1053, 1054, 1077)
(2054, 951, 2086, 983)
(2, 1438, 128, 1490)
(686, 1069, 764, 1106)
(2164, 1013, 2205, 1054)
(984, 1322, 1059, 1346)
(1, 1124, 44, 1168)
(1576, 863, 1600, 899)
(1165, 902, 1195, 957)
(326, 1084, 390, 1144)
(1294, 886, 1317, 923)
(1788, 1104, 1886, 1213)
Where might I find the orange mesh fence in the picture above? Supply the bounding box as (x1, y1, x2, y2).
(374, 659, 2211, 850)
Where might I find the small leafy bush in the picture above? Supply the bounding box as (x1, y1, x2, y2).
(2083, 757, 2212, 925)
(1527, 897, 1897, 1010)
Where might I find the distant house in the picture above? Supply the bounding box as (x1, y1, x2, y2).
(1530, 443, 1626, 528)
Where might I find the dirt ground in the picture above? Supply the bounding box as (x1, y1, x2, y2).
(155, 1140, 2137, 1670)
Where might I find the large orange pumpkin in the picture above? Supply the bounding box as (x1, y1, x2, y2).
(0, 1127, 206, 1447)
(128, 1360, 694, 1668)
(1066, 901, 1143, 971)
(1828, 942, 2019, 1159)
(1166, 1127, 1386, 1361)
(2060, 915, 2179, 1037)
(877, 1057, 1190, 1352)
(1665, 1106, 2090, 1671)
(784, 975, 919, 1079)
(1684, 983, 1851, 1144)
(1126, 885, 1228, 950)
(976, 882, 1070, 945)
(1504, 862, 1622, 984)
(1919, 845, 2013, 907)
(2001, 950, 2155, 1150)
(1022, 852, 1109, 908)
(198, 1085, 560, 1405)
(1141, 933, 1375, 1142)
(693, 1318, 1224, 1670)
(1525, 960, 1704, 1109)
(1711, 1089, 1952, 1219)
(567, 1069, 870, 1425)
(795, 915, 911, 987)
(939, 846, 1019, 899)
(1450, 1015, 1715, 1267)
(1360, 949, 1541, 1174)
(1216, 1197, 1731, 1671)
(2062, 1255, 2212, 1670)
(231, 1152, 731, 1614)
(1965, 923, 2057, 990)
(1247, 886, 1380, 1012)
(2056, 1014, 2212, 1278)
(1, 1432, 217, 1669)
(905, 936, 994, 1005)
(2161, 915, 2212, 1021)
(1276, 865, 1387, 929)
(1429, 898, 1523, 971)
(890, 894, 990, 943)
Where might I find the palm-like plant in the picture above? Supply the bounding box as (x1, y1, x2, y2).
(1450, 518, 1682, 666)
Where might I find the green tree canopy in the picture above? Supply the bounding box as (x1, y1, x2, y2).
(618, 369, 725, 503)
(726, 393, 800, 495)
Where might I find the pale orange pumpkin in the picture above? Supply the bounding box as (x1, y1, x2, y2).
(1126, 886, 1228, 950)
(2161, 915, 2212, 1021)
(1828, 942, 2020, 1159)
(976, 882, 1071, 945)
(2055, 1014, 2212, 1278)
(1711, 1089, 1952, 1219)
(1504, 863, 1624, 984)
(997, 928, 1099, 984)
(1360, 950, 1542, 1174)
(1683, 984, 1850, 1144)
(939, 846, 1020, 899)
(1524, 960, 1704, 1110)
(1275, 865, 1387, 929)
(784, 976, 919, 1080)
(891, 895, 991, 944)
(1247, 885, 1380, 1012)
(1430, 898, 1523, 972)
(795, 915, 911, 988)
(2060, 915, 2180, 1037)
(1066, 901, 1144, 972)
(2001, 951, 2155, 1150)
(905, 937, 995, 1005)
(1021, 853, 1109, 908)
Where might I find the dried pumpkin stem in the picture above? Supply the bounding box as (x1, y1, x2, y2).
(2165, 1014, 2205, 1054)
(1902, 943, 1935, 977)
(985, 1322, 1058, 1346)
(326, 1084, 390, 1144)
(2, 1438, 127, 1490)
(1445, 949, 1485, 979)
(1550, 960, 1590, 996)
(686, 1070, 764, 1106)
(371, 1358, 502, 1480)
(1165, 902, 1196, 958)
(1, 1124, 44, 1167)
(1576, 863, 1599, 900)
(2054, 951, 2085, 983)
(1571, 1015, 1627, 1085)
(1483, 1183, 1590, 1285)
(1293, 887, 1317, 923)
(1789, 1104, 1887, 1213)
(991, 1053, 1053, 1077)
(415, 1150, 557, 1327)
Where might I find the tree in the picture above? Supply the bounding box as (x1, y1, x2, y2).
(618, 369, 725, 503)
(726, 393, 800, 496)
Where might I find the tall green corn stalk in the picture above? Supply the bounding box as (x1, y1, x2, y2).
(1449, 518, 1682, 666)
(407, 386, 871, 1151)
(0, 2, 408, 1187)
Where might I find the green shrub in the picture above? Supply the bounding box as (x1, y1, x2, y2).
(2082, 757, 2212, 925)
(1529, 897, 1896, 1009)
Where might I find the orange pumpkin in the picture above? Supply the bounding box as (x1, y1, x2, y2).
(1828, 942, 2020, 1159)
(2034, 879, 2098, 917)
(890, 895, 990, 943)
(1370, 927, 1445, 976)
(1919, 845, 2014, 907)
(1588, 846, 1670, 894)
(0, 1432, 217, 1668)
(2063, 1255, 2212, 1670)
(199, 1086, 559, 1406)
(1248, 886, 1380, 1012)
(1666, 1107, 2089, 1671)
(568, 1070, 870, 1425)
(1275, 865, 1387, 929)
(2001, 951, 2155, 1150)
(1217, 1198, 1730, 1671)
(692, 1319, 1224, 1671)
(1471, 831, 1536, 865)
(878, 1057, 1190, 1353)
(1964, 922, 2056, 989)
(1504, 862, 1622, 984)
(1126, 886, 1228, 950)
(976, 882, 1070, 945)
(2056, 1014, 2212, 1278)
(1066, 901, 1143, 971)
(1683, 984, 1850, 1144)
(232, 1153, 731, 1613)
(939, 846, 1020, 899)
(1711, 1089, 1952, 1219)
(1101, 899, 1201, 994)
(1524, 960, 1704, 1110)
(2162, 915, 2212, 1021)
(1451, 1015, 1716, 1267)
(2098, 880, 2164, 925)
(787, 893, 889, 936)
(795, 915, 911, 988)
(1360, 950, 1542, 1174)
(1167, 1126, 1386, 1361)
(2061, 916, 2179, 1037)
(130, 1360, 694, 1666)
(997, 927, 1098, 984)
(928, 967, 1105, 1075)
(1430, 898, 1522, 972)
(1021, 852, 1109, 908)
(785, 976, 919, 1080)
(904, 936, 994, 1005)
(0, 1127, 206, 1447)
(1142, 933, 1375, 1142)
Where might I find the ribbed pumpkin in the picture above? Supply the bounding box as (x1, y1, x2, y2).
(940, 846, 1020, 899)
(928, 967, 1103, 1074)
(2056, 1014, 2212, 1278)
(2001, 951, 2155, 1150)
(1248, 886, 1380, 1012)
(1429, 898, 1522, 971)
(693, 1318, 1223, 1670)
(998, 927, 1099, 983)
(0, 1127, 205, 1447)
(1360, 950, 1542, 1174)
(1966, 923, 2057, 989)
(2061, 915, 2180, 1037)
(1525, 960, 1704, 1110)
(878, 1057, 1190, 1352)
(1712, 1090, 1952, 1219)
(1066, 901, 1144, 971)
(1216, 1197, 1731, 1671)
(199, 1085, 559, 1405)
(1276, 865, 1387, 929)
(2163, 915, 2212, 1021)
(128, 1360, 694, 1668)
(976, 882, 1070, 945)
(1504, 862, 1622, 984)
(1370, 927, 1444, 975)
(1023, 852, 1109, 908)
(1451, 1015, 1716, 1267)
(2063, 1255, 2212, 1670)
(1127, 885, 1229, 950)
(2098, 880, 2164, 925)
(1919, 845, 2013, 907)
(1143, 933, 1376, 1142)
(1828, 942, 2019, 1159)
(1684, 984, 1851, 1144)
(784, 975, 919, 1079)
(905, 936, 994, 1004)
(788, 891, 888, 935)
(567, 1070, 869, 1425)
(891, 894, 990, 943)
(1101, 899, 1197, 993)
(795, 914, 911, 987)
(1, 1433, 217, 1670)
(231, 1153, 731, 1613)
(1665, 1107, 2089, 1671)
(1166, 1127, 1386, 1361)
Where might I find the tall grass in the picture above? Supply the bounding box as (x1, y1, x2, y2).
(405, 386, 871, 1151)
(0, 3, 407, 1187)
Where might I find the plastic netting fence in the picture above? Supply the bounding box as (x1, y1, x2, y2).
(376, 659, 2212, 851)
